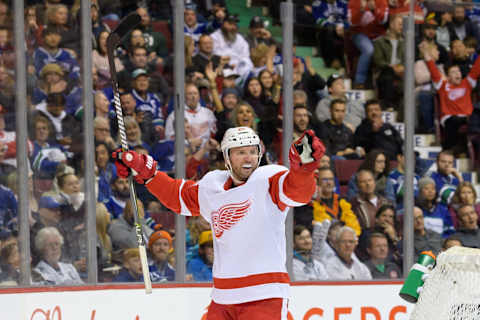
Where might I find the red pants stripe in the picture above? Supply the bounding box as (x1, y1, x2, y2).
(206, 298, 288, 320)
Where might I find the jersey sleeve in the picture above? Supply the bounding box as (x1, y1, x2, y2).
(146, 171, 200, 216)
(268, 168, 316, 211)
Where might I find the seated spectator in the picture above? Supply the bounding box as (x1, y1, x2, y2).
(442, 234, 463, 251)
(186, 230, 213, 281)
(165, 83, 217, 144)
(136, 7, 169, 62)
(422, 42, 480, 156)
(33, 92, 81, 148)
(33, 226, 83, 285)
(210, 14, 251, 77)
(324, 226, 372, 280)
(313, 0, 348, 69)
(450, 39, 471, 77)
(354, 99, 403, 160)
(104, 176, 130, 219)
(109, 199, 153, 255)
(357, 204, 401, 263)
(94, 91, 111, 120)
(94, 117, 117, 151)
(148, 226, 175, 282)
(25, 5, 43, 55)
(322, 99, 362, 159)
(387, 150, 420, 211)
(347, 149, 394, 201)
(113, 248, 144, 282)
(0, 241, 20, 285)
(192, 34, 221, 75)
(30, 115, 66, 179)
(427, 150, 462, 204)
(450, 6, 476, 42)
(214, 87, 240, 142)
(30, 196, 63, 255)
(45, 4, 80, 53)
(33, 26, 80, 82)
(259, 69, 281, 106)
(450, 182, 480, 228)
(292, 225, 329, 281)
(183, 3, 220, 43)
(312, 220, 344, 262)
(365, 232, 401, 279)
(121, 116, 151, 154)
(414, 206, 442, 261)
(96, 202, 116, 282)
(186, 216, 211, 261)
(131, 68, 165, 144)
(32, 63, 69, 105)
(93, 30, 124, 89)
(117, 45, 169, 98)
(348, 0, 389, 89)
(416, 176, 455, 238)
(245, 16, 276, 49)
(453, 204, 480, 248)
(312, 167, 361, 236)
(95, 142, 116, 202)
(373, 14, 405, 111)
(351, 169, 392, 230)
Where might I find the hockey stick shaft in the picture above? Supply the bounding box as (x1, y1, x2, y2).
(106, 13, 152, 294)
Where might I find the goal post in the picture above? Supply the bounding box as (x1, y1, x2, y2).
(409, 246, 480, 320)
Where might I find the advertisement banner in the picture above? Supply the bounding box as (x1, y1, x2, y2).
(0, 282, 414, 319)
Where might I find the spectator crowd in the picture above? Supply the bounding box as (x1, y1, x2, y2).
(2, 0, 480, 285)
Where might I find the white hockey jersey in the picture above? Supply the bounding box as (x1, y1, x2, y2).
(147, 164, 316, 304)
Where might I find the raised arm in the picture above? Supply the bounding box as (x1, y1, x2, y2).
(113, 150, 200, 216)
(268, 130, 325, 210)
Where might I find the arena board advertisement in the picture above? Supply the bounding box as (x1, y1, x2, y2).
(0, 281, 413, 319)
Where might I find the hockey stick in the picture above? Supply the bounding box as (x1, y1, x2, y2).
(106, 13, 152, 294)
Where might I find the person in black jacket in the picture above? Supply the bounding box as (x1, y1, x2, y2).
(354, 99, 403, 160)
(323, 99, 362, 159)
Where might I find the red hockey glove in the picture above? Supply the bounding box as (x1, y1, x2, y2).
(289, 130, 325, 172)
(112, 149, 157, 184)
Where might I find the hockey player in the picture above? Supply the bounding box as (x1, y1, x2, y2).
(113, 126, 324, 319)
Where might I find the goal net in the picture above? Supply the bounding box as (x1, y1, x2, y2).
(410, 246, 480, 320)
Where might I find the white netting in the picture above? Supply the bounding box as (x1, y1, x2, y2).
(410, 246, 480, 320)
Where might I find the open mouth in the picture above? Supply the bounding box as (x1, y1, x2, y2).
(242, 164, 253, 169)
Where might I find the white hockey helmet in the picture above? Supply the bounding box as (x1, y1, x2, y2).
(221, 126, 263, 173)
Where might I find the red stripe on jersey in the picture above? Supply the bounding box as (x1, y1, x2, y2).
(147, 171, 200, 216)
(213, 272, 290, 289)
(269, 169, 316, 210)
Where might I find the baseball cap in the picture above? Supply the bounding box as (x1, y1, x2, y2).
(132, 68, 149, 79)
(148, 225, 173, 249)
(249, 16, 265, 29)
(222, 87, 240, 98)
(198, 230, 213, 246)
(225, 13, 240, 23)
(223, 68, 240, 78)
(327, 74, 344, 88)
(39, 196, 61, 210)
(185, 2, 197, 11)
(424, 13, 438, 28)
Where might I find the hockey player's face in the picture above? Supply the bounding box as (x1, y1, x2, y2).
(229, 145, 259, 182)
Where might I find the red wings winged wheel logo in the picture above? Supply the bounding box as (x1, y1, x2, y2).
(211, 199, 251, 238)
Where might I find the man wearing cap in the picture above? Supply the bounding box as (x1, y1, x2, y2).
(315, 74, 365, 130)
(148, 227, 175, 282)
(131, 68, 165, 144)
(33, 26, 80, 82)
(210, 14, 251, 77)
(246, 16, 275, 49)
(187, 230, 214, 281)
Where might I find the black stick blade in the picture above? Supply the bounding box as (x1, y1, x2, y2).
(108, 13, 141, 46)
